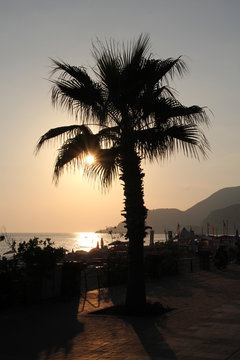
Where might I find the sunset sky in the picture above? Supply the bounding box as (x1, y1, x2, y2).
(1, 0, 240, 232)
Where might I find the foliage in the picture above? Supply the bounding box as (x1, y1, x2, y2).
(0, 238, 66, 306)
(36, 34, 210, 313)
(36, 34, 209, 191)
(15, 237, 65, 274)
(0, 238, 65, 279)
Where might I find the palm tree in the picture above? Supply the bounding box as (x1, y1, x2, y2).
(36, 34, 210, 314)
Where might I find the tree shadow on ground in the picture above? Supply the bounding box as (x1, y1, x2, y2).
(0, 296, 84, 360)
(128, 315, 177, 359)
(91, 304, 177, 359)
(89, 265, 240, 359)
(92, 286, 177, 359)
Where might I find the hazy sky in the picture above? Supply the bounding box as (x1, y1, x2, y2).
(1, 0, 240, 232)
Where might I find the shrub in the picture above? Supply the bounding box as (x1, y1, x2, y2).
(0, 237, 66, 305)
(15, 237, 65, 275)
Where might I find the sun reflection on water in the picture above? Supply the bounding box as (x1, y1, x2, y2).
(75, 232, 100, 252)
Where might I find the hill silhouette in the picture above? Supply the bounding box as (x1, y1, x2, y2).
(112, 186, 240, 234)
(202, 204, 240, 234)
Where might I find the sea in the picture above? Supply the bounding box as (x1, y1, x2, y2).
(0, 231, 166, 256)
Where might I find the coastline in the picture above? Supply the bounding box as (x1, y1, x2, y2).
(0, 231, 166, 256)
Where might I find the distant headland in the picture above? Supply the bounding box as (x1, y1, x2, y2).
(98, 186, 240, 234)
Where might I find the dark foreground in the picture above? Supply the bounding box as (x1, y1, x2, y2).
(1, 264, 240, 360)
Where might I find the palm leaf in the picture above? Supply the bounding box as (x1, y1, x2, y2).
(50, 59, 94, 86)
(92, 38, 121, 94)
(97, 126, 120, 147)
(50, 60, 106, 124)
(35, 125, 92, 153)
(155, 57, 188, 84)
(85, 148, 120, 188)
(122, 33, 150, 66)
(53, 132, 100, 183)
(153, 98, 210, 126)
(134, 124, 210, 161)
(37, 34, 210, 190)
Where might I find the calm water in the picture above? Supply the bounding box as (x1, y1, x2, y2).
(0, 232, 166, 256)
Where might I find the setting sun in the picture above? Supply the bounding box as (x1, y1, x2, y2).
(86, 154, 95, 165)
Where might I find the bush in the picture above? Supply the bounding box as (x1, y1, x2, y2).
(0, 237, 66, 305)
(15, 237, 65, 276)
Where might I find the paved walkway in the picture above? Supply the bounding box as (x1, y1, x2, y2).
(1, 264, 240, 359)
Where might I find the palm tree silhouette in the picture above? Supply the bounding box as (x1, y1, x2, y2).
(36, 34, 210, 314)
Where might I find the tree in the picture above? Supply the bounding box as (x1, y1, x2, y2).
(36, 34, 210, 314)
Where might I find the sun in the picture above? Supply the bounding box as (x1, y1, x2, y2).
(86, 154, 95, 165)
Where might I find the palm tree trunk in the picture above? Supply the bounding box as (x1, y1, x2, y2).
(119, 147, 148, 314)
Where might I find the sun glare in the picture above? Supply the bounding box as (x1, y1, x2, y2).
(86, 154, 95, 165)
(76, 232, 100, 252)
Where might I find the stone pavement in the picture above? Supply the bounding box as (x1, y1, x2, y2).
(1, 264, 240, 359)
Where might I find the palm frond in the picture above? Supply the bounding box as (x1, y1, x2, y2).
(53, 132, 100, 183)
(49, 60, 106, 124)
(92, 34, 150, 111)
(154, 86, 178, 99)
(132, 86, 178, 126)
(154, 98, 210, 126)
(156, 57, 188, 84)
(50, 59, 94, 86)
(122, 56, 186, 100)
(97, 126, 120, 147)
(85, 148, 120, 189)
(164, 124, 210, 159)
(92, 38, 121, 89)
(122, 33, 150, 66)
(134, 124, 210, 161)
(51, 80, 105, 123)
(35, 125, 92, 154)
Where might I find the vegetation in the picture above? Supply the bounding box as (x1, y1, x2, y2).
(15, 237, 65, 274)
(0, 238, 65, 305)
(36, 34, 210, 314)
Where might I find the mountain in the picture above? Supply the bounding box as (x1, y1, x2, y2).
(147, 208, 185, 233)
(184, 186, 240, 226)
(113, 186, 240, 234)
(202, 204, 240, 234)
